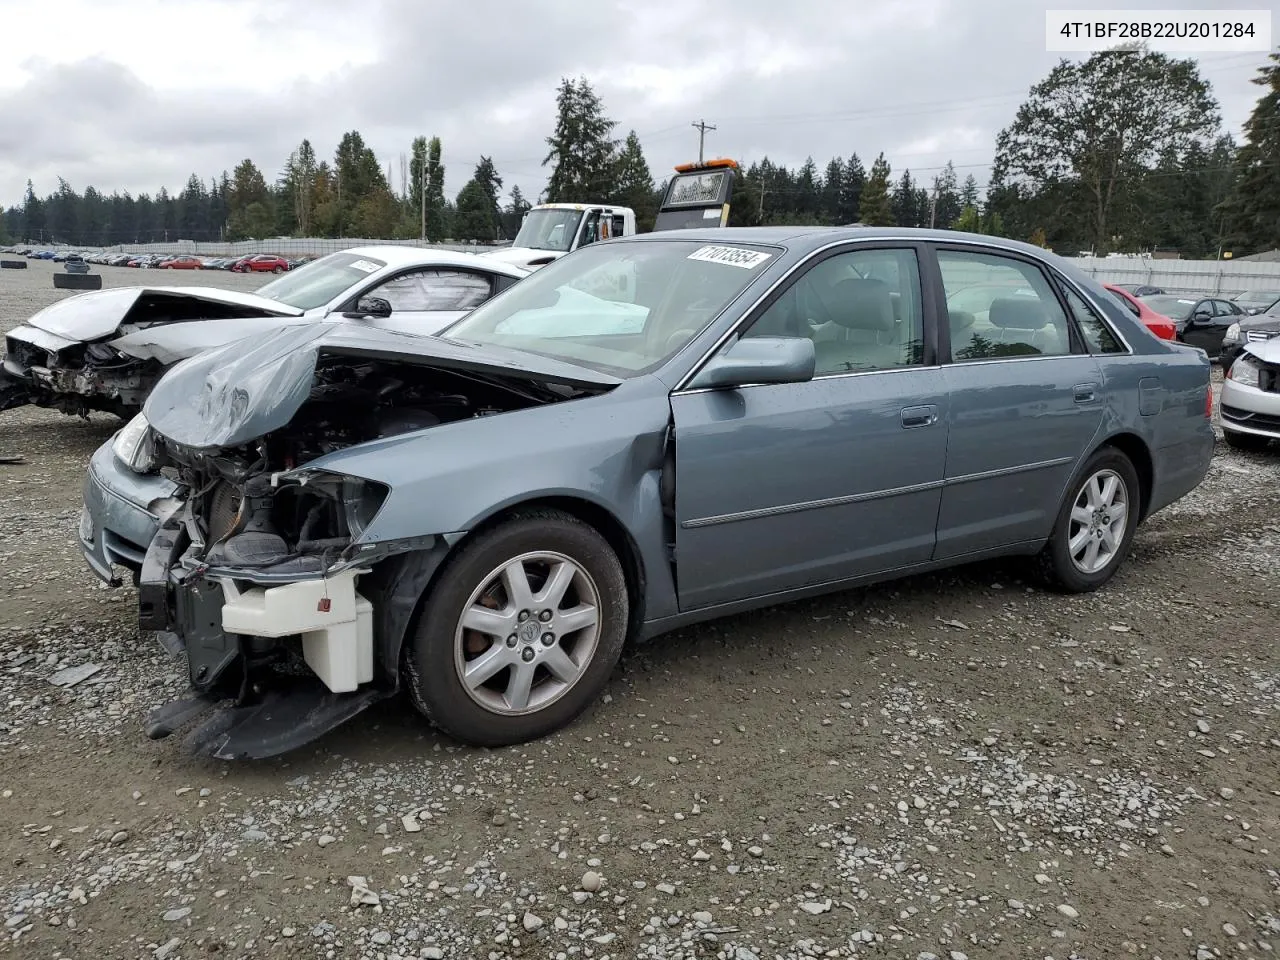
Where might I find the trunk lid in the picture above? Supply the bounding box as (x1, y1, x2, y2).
(25, 286, 306, 342)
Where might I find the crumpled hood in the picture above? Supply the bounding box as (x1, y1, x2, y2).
(1244, 334, 1280, 365)
(25, 286, 305, 342)
(142, 322, 620, 451)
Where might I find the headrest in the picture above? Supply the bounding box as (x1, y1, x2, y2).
(989, 297, 1048, 330)
(823, 278, 896, 331)
(948, 309, 976, 333)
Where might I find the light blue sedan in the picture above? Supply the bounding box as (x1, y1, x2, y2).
(80, 226, 1214, 758)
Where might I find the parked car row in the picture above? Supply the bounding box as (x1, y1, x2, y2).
(1, 246, 316, 272)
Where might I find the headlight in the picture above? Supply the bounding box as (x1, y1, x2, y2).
(112, 413, 157, 473)
(339, 476, 389, 540)
(1228, 356, 1261, 388)
(1223, 323, 1242, 344)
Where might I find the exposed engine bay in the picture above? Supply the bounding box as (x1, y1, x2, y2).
(2, 336, 161, 416)
(157, 355, 599, 578)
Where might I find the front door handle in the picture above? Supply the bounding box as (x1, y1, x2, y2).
(1073, 382, 1098, 403)
(901, 404, 937, 428)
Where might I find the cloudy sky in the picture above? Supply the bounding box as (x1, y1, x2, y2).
(0, 0, 1270, 210)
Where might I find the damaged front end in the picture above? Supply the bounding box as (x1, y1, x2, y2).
(4, 330, 161, 416)
(134, 323, 614, 759)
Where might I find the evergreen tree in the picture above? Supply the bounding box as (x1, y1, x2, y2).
(612, 130, 656, 229)
(472, 156, 503, 228)
(931, 161, 961, 229)
(858, 153, 894, 226)
(839, 154, 865, 223)
(424, 136, 446, 241)
(454, 178, 498, 241)
(1219, 52, 1280, 252)
(892, 169, 920, 227)
(543, 76, 619, 201)
(959, 174, 980, 209)
(820, 158, 844, 224)
(795, 157, 820, 219)
(226, 159, 272, 240)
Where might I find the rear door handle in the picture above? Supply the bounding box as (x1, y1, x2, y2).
(900, 404, 937, 428)
(1073, 382, 1098, 403)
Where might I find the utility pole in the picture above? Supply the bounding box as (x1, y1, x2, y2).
(420, 161, 426, 242)
(929, 187, 938, 229)
(758, 180, 767, 221)
(691, 119, 716, 163)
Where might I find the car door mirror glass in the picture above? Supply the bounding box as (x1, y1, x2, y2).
(345, 296, 393, 319)
(690, 336, 815, 389)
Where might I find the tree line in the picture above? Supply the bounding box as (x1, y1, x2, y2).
(3, 48, 1280, 258)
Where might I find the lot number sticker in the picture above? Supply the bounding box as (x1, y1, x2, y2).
(687, 245, 772, 269)
(349, 259, 381, 273)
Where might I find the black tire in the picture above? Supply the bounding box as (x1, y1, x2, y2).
(1223, 429, 1271, 452)
(52, 272, 102, 290)
(272, 266, 284, 274)
(1035, 447, 1141, 593)
(405, 509, 628, 747)
(0, 259, 26, 269)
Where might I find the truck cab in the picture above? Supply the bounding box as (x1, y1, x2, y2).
(481, 203, 636, 271)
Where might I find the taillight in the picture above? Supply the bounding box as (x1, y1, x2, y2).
(1205, 384, 1214, 418)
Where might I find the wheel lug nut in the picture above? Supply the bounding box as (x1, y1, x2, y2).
(506, 634, 518, 648)
(521, 647, 535, 662)
(541, 633, 555, 646)
(518, 610, 530, 622)
(538, 610, 553, 622)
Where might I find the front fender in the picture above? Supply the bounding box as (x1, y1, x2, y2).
(297, 377, 678, 620)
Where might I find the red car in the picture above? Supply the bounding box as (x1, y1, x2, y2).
(1103, 283, 1176, 341)
(160, 255, 203, 270)
(233, 255, 289, 274)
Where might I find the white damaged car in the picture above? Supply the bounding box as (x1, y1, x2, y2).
(1220, 337, 1280, 451)
(0, 246, 528, 417)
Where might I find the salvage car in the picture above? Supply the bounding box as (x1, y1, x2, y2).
(1102, 283, 1176, 340)
(1219, 308, 1280, 372)
(0, 246, 528, 416)
(80, 226, 1215, 759)
(1141, 294, 1245, 360)
(1219, 337, 1280, 451)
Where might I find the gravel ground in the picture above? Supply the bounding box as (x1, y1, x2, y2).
(1, 258, 1278, 960)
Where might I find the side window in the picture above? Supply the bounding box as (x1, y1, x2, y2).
(937, 250, 1074, 361)
(372, 271, 494, 312)
(1213, 300, 1236, 317)
(1108, 290, 1141, 318)
(419, 270, 495, 310)
(372, 271, 433, 311)
(1063, 286, 1124, 354)
(742, 248, 924, 375)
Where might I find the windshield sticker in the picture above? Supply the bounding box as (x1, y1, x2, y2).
(349, 259, 381, 273)
(702, 208, 722, 219)
(687, 245, 772, 269)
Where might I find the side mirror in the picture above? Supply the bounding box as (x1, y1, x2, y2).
(689, 337, 816, 390)
(1191, 307, 1213, 324)
(345, 296, 393, 320)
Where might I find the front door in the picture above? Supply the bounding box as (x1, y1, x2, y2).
(932, 246, 1106, 557)
(671, 244, 949, 611)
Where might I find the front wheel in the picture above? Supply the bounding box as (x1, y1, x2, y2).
(1036, 448, 1141, 593)
(272, 266, 284, 273)
(405, 510, 628, 746)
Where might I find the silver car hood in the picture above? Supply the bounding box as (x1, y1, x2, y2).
(25, 286, 305, 341)
(143, 321, 620, 450)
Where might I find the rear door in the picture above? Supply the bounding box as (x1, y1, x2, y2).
(670, 243, 950, 610)
(930, 245, 1106, 557)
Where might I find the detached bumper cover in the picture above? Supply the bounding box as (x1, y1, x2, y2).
(80, 440, 176, 583)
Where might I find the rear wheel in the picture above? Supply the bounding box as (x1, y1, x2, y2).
(405, 510, 628, 746)
(272, 266, 284, 273)
(1036, 448, 1141, 593)
(1224, 429, 1271, 452)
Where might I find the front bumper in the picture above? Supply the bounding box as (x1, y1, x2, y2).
(80, 439, 178, 583)
(1221, 376, 1280, 439)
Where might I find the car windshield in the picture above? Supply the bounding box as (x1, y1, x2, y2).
(440, 239, 777, 377)
(1235, 290, 1280, 303)
(1143, 295, 1196, 320)
(254, 252, 387, 310)
(512, 208, 584, 252)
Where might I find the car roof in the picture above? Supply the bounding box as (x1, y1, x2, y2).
(617, 225, 1065, 260)
(341, 244, 529, 278)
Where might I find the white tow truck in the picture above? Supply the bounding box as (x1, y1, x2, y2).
(481, 158, 740, 271)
